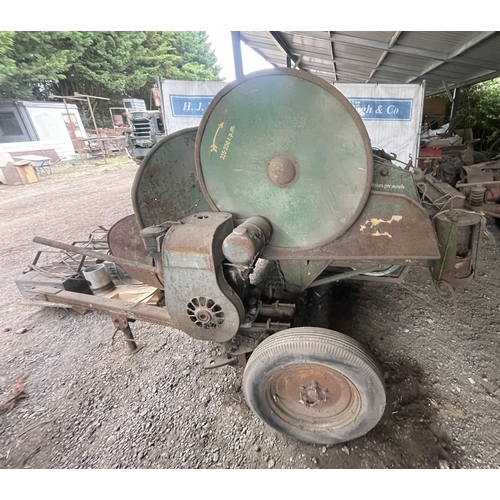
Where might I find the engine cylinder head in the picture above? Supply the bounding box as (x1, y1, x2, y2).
(222, 216, 272, 266)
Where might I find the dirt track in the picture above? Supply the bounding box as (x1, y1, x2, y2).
(1, 157, 500, 469)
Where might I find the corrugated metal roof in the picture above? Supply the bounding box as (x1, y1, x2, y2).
(239, 31, 500, 94)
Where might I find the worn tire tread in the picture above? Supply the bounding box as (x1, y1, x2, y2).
(242, 327, 386, 445)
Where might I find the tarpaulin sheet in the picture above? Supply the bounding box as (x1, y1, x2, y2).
(334, 83, 425, 166)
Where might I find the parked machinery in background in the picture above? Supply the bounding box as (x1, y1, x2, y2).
(456, 161, 500, 220)
(415, 156, 499, 299)
(122, 99, 165, 164)
(29, 69, 486, 445)
(415, 140, 500, 221)
(124, 109, 166, 164)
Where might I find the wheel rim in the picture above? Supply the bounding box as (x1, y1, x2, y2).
(265, 363, 362, 431)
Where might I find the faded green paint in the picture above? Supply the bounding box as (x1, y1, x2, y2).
(371, 160, 420, 201)
(162, 212, 245, 342)
(198, 72, 372, 250)
(428, 210, 482, 284)
(370, 195, 403, 216)
(279, 259, 332, 291)
(428, 221, 457, 279)
(132, 127, 211, 229)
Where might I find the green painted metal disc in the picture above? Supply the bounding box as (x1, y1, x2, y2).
(195, 69, 373, 254)
(132, 127, 211, 229)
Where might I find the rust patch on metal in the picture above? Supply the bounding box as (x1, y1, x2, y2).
(266, 363, 361, 428)
(261, 193, 441, 261)
(108, 215, 164, 289)
(34, 286, 173, 326)
(131, 128, 212, 230)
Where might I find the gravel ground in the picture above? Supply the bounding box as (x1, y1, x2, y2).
(1, 157, 500, 469)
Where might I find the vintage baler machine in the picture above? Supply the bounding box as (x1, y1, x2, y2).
(33, 69, 484, 445)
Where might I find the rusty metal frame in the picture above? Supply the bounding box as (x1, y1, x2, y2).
(34, 286, 173, 326)
(49, 92, 110, 161)
(33, 236, 158, 276)
(261, 192, 441, 261)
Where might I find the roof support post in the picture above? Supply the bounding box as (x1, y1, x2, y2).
(269, 31, 301, 69)
(449, 88, 459, 127)
(328, 31, 337, 82)
(367, 31, 401, 82)
(231, 31, 244, 78)
(442, 81, 454, 102)
(292, 55, 303, 69)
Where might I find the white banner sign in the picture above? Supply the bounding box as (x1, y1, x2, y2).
(334, 83, 425, 166)
(161, 80, 227, 134)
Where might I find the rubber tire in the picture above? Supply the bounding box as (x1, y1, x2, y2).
(242, 327, 386, 445)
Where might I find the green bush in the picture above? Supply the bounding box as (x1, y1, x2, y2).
(456, 78, 500, 149)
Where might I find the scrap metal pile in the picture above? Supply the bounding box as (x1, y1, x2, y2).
(417, 120, 500, 219)
(20, 69, 488, 445)
(415, 150, 500, 220)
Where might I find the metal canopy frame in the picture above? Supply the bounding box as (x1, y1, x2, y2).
(234, 31, 500, 95)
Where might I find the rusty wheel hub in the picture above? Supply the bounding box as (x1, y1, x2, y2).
(266, 363, 361, 430)
(266, 153, 300, 188)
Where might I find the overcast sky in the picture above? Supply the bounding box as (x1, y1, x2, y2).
(205, 31, 273, 82)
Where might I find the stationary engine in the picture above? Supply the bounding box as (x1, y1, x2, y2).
(33, 69, 484, 446)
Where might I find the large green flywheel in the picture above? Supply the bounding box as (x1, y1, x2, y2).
(195, 69, 373, 255)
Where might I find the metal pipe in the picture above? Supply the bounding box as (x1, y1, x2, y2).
(74, 93, 110, 101)
(415, 80, 427, 166)
(48, 93, 87, 102)
(456, 180, 500, 188)
(122, 326, 138, 352)
(158, 78, 166, 132)
(449, 88, 458, 127)
(33, 236, 159, 275)
(259, 302, 295, 320)
(309, 265, 385, 288)
(35, 287, 173, 326)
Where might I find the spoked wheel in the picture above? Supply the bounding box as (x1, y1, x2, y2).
(242, 327, 386, 445)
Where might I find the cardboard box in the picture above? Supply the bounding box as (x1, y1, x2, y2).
(0, 160, 38, 185)
(0, 153, 12, 184)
